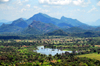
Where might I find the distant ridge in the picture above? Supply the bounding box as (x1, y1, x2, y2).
(27, 13, 93, 29)
(0, 13, 99, 35)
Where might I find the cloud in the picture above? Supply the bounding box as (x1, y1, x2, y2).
(73, 0, 84, 5)
(97, 1, 100, 6)
(24, 0, 28, 2)
(39, 0, 72, 5)
(0, 0, 10, 3)
(87, 6, 97, 13)
(38, 0, 91, 6)
(33, 6, 38, 9)
(21, 8, 26, 12)
(26, 4, 30, 8)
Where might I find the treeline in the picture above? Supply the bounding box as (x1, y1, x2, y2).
(1, 31, 100, 40)
(0, 35, 38, 40)
(0, 36, 20, 39)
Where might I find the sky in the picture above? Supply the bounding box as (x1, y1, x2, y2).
(0, 0, 100, 24)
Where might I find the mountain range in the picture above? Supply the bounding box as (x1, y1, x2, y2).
(0, 13, 100, 35)
(88, 19, 100, 26)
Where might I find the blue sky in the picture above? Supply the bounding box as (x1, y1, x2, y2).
(0, 0, 100, 24)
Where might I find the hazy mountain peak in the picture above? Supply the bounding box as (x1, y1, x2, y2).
(11, 18, 28, 28)
(34, 13, 51, 18)
(61, 16, 73, 22)
(11, 18, 24, 25)
(61, 16, 66, 19)
(17, 18, 24, 21)
(96, 19, 100, 22)
(88, 19, 100, 26)
(61, 16, 77, 20)
(27, 13, 56, 25)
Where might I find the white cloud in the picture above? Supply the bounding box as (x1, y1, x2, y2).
(26, 4, 30, 8)
(87, 6, 97, 13)
(33, 6, 38, 9)
(39, 0, 72, 5)
(73, 0, 84, 5)
(15, 0, 29, 5)
(24, 0, 29, 2)
(97, 1, 100, 6)
(17, 0, 22, 5)
(21, 8, 26, 12)
(43, 5, 49, 7)
(81, 0, 91, 7)
(0, 0, 10, 3)
(77, 9, 80, 11)
(39, 0, 91, 6)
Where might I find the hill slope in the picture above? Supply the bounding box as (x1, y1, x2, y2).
(0, 24, 23, 33)
(28, 20, 59, 33)
(11, 18, 28, 28)
(60, 16, 93, 29)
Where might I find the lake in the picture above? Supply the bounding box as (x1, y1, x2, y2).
(33, 46, 72, 56)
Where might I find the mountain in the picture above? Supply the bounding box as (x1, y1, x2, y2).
(22, 26, 41, 35)
(27, 13, 93, 29)
(0, 13, 96, 35)
(60, 16, 94, 29)
(11, 18, 28, 28)
(94, 27, 100, 31)
(0, 18, 27, 33)
(0, 23, 3, 26)
(22, 18, 27, 20)
(27, 13, 61, 25)
(28, 20, 59, 33)
(0, 23, 23, 33)
(61, 16, 84, 26)
(89, 19, 100, 26)
(45, 29, 68, 36)
(57, 22, 73, 28)
(0, 18, 59, 34)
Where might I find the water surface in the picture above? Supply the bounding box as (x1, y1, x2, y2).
(33, 46, 72, 56)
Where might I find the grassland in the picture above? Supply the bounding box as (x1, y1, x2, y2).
(77, 53, 100, 61)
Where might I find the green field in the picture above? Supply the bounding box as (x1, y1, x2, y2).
(77, 53, 100, 61)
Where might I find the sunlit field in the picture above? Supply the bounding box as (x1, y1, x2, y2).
(77, 53, 100, 61)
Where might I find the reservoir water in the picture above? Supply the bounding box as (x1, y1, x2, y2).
(33, 46, 72, 56)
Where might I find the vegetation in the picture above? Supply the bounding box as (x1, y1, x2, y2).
(0, 36, 100, 66)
